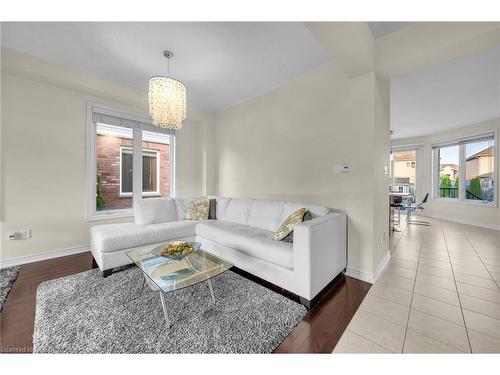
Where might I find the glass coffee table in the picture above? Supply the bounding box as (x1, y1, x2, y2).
(126, 242, 233, 328)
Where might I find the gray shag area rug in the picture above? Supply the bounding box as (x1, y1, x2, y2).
(33, 267, 306, 353)
(0, 266, 20, 311)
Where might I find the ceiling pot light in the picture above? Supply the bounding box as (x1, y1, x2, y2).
(148, 51, 187, 129)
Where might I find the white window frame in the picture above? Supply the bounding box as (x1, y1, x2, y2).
(431, 130, 497, 208)
(85, 102, 176, 221)
(119, 147, 161, 197)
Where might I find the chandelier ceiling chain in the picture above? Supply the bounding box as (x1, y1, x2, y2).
(148, 50, 187, 130)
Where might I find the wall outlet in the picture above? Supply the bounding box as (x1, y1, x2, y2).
(8, 229, 31, 240)
(8, 232, 21, 240)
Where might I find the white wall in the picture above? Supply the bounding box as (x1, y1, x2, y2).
(392, 118, 500, 230)
(0, 48, 215, 261)
(1, 47, 391, 281)
(215, 63, 390, 279)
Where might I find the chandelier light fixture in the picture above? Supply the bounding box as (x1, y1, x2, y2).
(148, 50, 187, 129)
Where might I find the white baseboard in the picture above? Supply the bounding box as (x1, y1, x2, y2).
(423, 213, 500, 231)
(373, 250, 391, 281)
(345, 250, 391, 284)
(0, 244, 89, 269)
(345, 267, 375, 284)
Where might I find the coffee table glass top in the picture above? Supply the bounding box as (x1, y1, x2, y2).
(126, 242, 233, 294)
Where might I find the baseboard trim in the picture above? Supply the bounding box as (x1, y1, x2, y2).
(373, 250, 391, 282)
(423, 213, 500, 231)
(345, 267, 375, 284)
(345, 250, 391, 284)
(0, 244, 89, 269)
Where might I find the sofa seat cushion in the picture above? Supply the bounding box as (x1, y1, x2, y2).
(91, 220, 198, 253)
(195, 221, 293, 269)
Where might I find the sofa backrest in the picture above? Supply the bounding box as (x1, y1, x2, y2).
(216, 197, 330, 232)
(134, 198, 178, 225)
(135, 196, 330, 230)
(135, 197, 208, 224)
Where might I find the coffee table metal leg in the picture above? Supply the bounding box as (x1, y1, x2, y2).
(159, 291, 171, 328)
(207, 278, 216, 304)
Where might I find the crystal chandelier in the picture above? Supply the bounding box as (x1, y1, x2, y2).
(148, 51, 187, 129)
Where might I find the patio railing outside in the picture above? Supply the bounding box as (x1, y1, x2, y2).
(439, 187, 489, 201)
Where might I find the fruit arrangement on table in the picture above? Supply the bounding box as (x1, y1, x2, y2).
(159, 241, 195, 257)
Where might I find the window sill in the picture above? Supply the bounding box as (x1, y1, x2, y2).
(119, 193, 161, 198)
(431, 198, 497, 208)
(86, 210, 134, 222)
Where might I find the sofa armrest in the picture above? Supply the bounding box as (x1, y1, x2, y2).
(293, 212, 347, 300)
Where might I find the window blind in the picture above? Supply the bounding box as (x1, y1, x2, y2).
(431, 132, 495, 149)
(91, 108, 175, 135)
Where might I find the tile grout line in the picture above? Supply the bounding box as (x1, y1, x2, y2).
(400, 225, 424, 354)
(442, 226, 473, 353)
(402, 222, 475, 353)
(467, 327, 500, 342)
(389, 217, 409, 255)
(411, 289, 460, 307)
(343, 328, 396, 353)
(366, 288, 412, 308)
(357, 306, 407, 328)
(460, 228, 500, 291)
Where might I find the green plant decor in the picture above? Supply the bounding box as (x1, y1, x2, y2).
(96, 175, 106, 211)
(469, 177, 482, 198)
(439, 175, 451, 197)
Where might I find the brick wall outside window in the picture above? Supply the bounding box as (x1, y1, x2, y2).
(96, 134, 170, 210)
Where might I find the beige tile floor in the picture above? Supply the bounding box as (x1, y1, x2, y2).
(334, 216, 500, 353)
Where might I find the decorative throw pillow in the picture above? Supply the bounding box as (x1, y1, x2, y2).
(273, 208, 307, 241)
(185, 199, 210, 220)
(281, 210, 312, 243)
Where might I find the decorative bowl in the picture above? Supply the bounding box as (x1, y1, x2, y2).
(151, 241, 201, 260)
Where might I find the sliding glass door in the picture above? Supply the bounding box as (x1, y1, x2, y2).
(390, 148, 419, 202)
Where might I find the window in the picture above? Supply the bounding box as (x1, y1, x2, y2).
(86, 104, 175, 220)
(432, 132, 496, 205)
(436, 145, 459, 198)
(465, 138, 495, 202)
(120, 148, 160, 196)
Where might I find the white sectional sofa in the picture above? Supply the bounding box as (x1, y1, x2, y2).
(90, 197, 347, 306)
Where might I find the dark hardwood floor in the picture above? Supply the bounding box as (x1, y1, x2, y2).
(0, 252, 370, 353)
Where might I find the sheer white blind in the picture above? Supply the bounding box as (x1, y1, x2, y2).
(431, 132, 494, 149)
(91, 107, 175, 135)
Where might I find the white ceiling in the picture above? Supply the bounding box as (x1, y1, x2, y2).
(367, 22, 412, 39)
(3, 22, 498, 138)
(391, 46, 500, 139)
(0, 22, 330, 111)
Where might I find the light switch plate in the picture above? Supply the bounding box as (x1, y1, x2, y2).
(334, 164, 349, 174)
